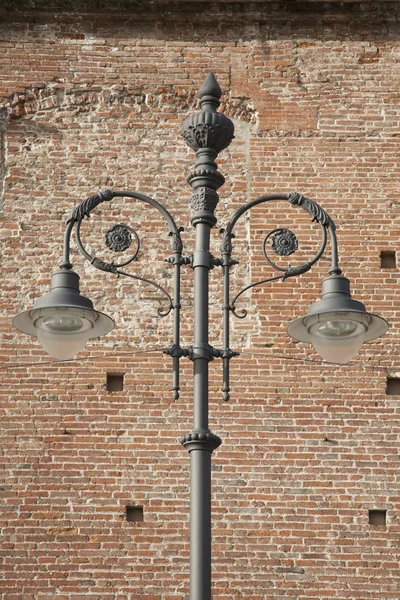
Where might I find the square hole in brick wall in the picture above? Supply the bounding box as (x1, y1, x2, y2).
(386, 378, 400, 395)
(107, 373, 124, 392)
(380, 250, 396, 269)
(126, 506, 143, 522)
(369, 510, 386, 526)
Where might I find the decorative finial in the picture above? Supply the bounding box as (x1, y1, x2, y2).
(182, 72, 235, 227)
(198, 73, 222, 110)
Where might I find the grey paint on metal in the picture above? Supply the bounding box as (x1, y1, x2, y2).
(12, 73, 389, 600)
(287, 274, 388, 343)
(181, 73, 228, 600)
(13, 270, 114, 338)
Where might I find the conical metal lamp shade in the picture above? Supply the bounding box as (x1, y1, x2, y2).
(287, 275, 388, 345)
(13, 269, 114, 340)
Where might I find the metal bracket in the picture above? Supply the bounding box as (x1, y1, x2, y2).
(208, 348, 240, 360)
(163, 345, 239, 362)
(163, 344, 191, 359)
(165, 255, 192, 266)
(177, 254, 234, 270)
(211, 255, 239, 268)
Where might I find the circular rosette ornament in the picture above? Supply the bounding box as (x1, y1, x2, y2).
(271, 228, 298, 257)
(105, 224, 133, 253)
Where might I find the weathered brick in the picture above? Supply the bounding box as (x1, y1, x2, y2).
(0, 1, 399, 599)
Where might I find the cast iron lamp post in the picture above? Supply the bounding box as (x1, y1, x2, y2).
(13, 74, 387, 600)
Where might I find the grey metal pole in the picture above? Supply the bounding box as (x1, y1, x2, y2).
(190, 442, 212, 598)
(181, 74, 234, 599)
(191, 222, 212, 599)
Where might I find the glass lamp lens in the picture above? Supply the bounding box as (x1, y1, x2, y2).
(309, 319, 365, 364)
(36, 314, 92, 360)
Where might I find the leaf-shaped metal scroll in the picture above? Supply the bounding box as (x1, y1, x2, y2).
(282, 261, 315, 280)
(169, 228, 184, 253)
(288, 192, 335, 230)
(70, 189, 114, 222)
(91, 257, 119, 274)
(220, 229, 235, 254)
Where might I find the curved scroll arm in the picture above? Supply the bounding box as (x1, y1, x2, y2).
(64, 188, 181, 258)
(261, 225, 327, 280)
(116, 270, 173, 317)
(287, 192, 341, 276)
(72, 193, 178, 316)
(61, 189, 184, 400)
(230, 274, 286, 319)
(219, 191, 339, 402)
(222, 191, 338, 301)
(223, 192, 336, 268)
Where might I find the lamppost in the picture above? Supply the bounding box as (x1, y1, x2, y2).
(13, 74, 388, 600)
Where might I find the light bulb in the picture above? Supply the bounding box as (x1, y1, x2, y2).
(36, 313, 92, 360)
(309, 319, 365, 364)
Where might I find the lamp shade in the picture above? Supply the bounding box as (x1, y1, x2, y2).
(13, 270, 114, 360)
(287, 275, 388, 364)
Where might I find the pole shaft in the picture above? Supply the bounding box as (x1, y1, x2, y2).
(191, 221, 212, 599)
(181, 73, 234, 600)
(193, 223, 210, 430)
(190, 448, 212, 600)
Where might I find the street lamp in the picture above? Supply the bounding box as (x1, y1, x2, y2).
(13, 73, 387, 600)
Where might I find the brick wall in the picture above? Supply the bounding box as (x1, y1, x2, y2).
(0, 2, 399, 599)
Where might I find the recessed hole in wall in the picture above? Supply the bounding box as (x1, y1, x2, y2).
(386, 378, 400, 395)
(380, 250, 396, 269)
(107, 373, 124, 392)
(369, 509, 386, 526)
(126, 506, 143, 522)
